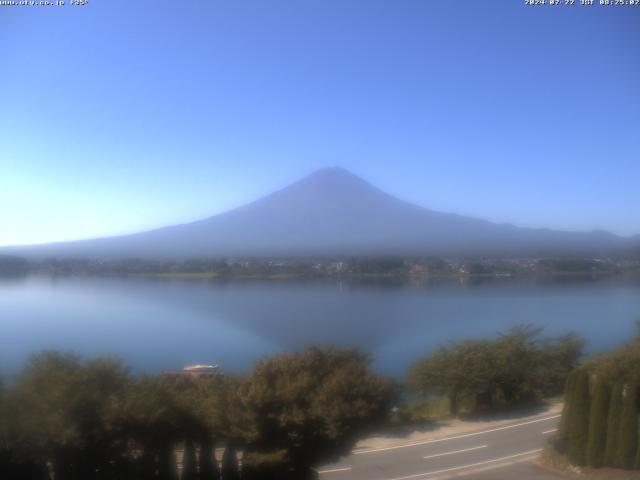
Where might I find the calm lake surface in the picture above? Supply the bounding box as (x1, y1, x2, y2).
(1, 275, 639, 378)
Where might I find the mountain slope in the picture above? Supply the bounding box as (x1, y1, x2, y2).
(2, 168, 634, 259)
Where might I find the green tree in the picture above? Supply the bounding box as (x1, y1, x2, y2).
(165, 374, 245, 480)
(409, 342, 496, 415)
(617, 384, 638, 469)
(240, 346, 394, 479)
(8, 352, 132, 480)
(241, 450, 290, 480)
(558, 370, 578, 445)
(586, 376, 609, 467)
(1, 371, 59, 480)
(221, 445, 240, 480)
(538, 332, 584, 397)
(193, 376, 243, 476)
(121, 376, 191, 480)
(409, 326, 583, 416)
(493, 326, 543, 405)
(605, 383, 624, 467)
(593, 335, 640, 387)
(567, 369, 590, 466)
(0, 372, 10, 478)
(199, 439, 219, 480)
(182, 439, 198, 480)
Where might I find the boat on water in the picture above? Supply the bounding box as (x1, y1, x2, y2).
(162, 364, 221, 379)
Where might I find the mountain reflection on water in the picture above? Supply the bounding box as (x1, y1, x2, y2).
(1, 275, 639, 378)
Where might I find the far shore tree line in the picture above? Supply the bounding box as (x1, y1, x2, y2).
(554, 323, 640, 471)
(0, 326, 585, 480)
(2, 254, 639, 280)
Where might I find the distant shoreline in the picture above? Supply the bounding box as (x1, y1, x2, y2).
(11, 269, 640, 284)
(3, 253, 640, 282)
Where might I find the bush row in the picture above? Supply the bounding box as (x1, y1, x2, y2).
(557, 330, 640, 470)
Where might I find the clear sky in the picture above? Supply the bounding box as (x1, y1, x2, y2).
(1, 0, 639, 246)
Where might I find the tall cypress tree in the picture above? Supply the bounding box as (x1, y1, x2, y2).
(158, 442, 179, 480)
(182, 440, 198, 480)
(221, 445, 240, 480)
(586, 376, 610, 467)
(559, 370, 578, 444)
(568, 369, 591, 466)
(617, 384, 638, 469)
(199, 438, 220, 480)
(605, 383, 624, 467)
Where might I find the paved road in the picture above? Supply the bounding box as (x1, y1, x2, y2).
(317, 413, 563, 480)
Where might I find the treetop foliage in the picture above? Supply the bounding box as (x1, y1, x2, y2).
(408, 325, 583, 415)
(240, 346, 394, 471)
(0, 346, 393, 480)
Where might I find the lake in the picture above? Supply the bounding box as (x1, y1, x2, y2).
(1, 275, 639, 379)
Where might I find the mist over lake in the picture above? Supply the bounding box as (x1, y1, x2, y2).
(1, 275, 639, 378)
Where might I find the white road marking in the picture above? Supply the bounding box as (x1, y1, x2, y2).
(542, 428, 558, 434)
(354, 415, 560, 455)
(423, 445, 487, 459)
(387, 449, 543, 480)
(449, 454, 539, 478)
(317, 466, 352, 474)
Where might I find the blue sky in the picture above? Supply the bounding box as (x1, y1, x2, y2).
(1, 0, 639, 246)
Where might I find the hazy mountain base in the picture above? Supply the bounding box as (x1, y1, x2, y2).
(4, 168, 639, 260)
